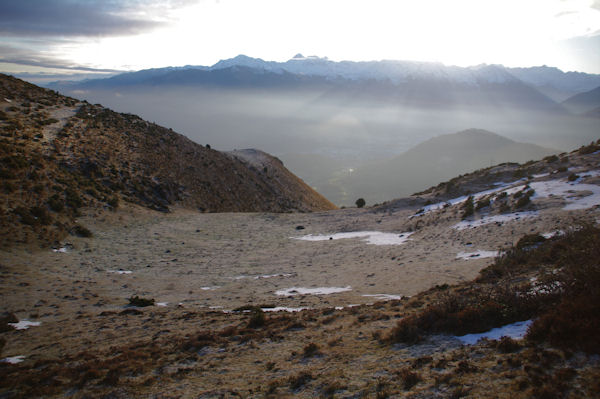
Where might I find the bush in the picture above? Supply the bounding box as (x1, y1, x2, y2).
(476, 197, 490, 210)
(107, 196, 119, 209)
(289, 371, 312, 390)
(72, 224, 92, 237)
(302, 342, 321, 358)
(516, 233, 546, 250)
(567, 173, 579, 182)
(47, 195, 64, 212)
(247, 308, 265, 328)
(462, 196, 474, 219)
(128, 296, 154, 307)
(355, 198, 366, 208)
(397, 368, 421, 390)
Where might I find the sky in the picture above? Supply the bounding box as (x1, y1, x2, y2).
(1, 0, 599, 81)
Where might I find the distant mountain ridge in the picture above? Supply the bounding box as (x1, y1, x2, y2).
(52, 56, 570, 115)
(52, 55, 600, 100)
(561, 85, 600, 114)
(334, 129, 557, 205)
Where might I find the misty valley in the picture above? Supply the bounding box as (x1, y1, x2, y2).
(52, 57, 600, 206)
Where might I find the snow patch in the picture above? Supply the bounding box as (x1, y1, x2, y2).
(8, 320, 41, 330)
(453, 212, 538, 230)
(411, 180, 527, 218)
(262, 306, 308, 312)
(362, 294, 403, 301)
(275, 286, 352, 296)
(200, 286, 219, 290)
(108, 270, 132, 274)
(542, 230, 564, 239)
(293, 231, 413, 245)
(254, 273, 294, 279)
(1, 356, 25, 364)
(52, 247, 68, 253)
(456, 250, 499, 260)
(530, 175, 600, 210)
(156, 302, 168, 307)
(455, 319, 533, 344)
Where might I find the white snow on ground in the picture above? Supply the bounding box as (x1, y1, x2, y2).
(275, 286, 352, 296)
(234, 273, 294, 280)
(1, 356, 25, 364)
(362, 294, 403, 301)
(8, 320, 41, 330)
(156, 302, 168, 307)
(414, 169, 600, 219)
(262, 307, 308, 312)
(254, 273, 294, 279)
(453, 212, 539, 230)
(200, 286, 219, 290)
(529, 177, 600, 210)
(542, 230, 564, 239)
(455, 319, 533, 344)
(108, 270, 132, 274)
(52, 247, 68, 253)
(411, 179, 527, 218)
(456, 250, 499, 260)
(293, 231, 413, 245)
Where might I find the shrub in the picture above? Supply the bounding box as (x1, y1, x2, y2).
(65, 188, 83, 209)
(289, 371, 312, 390)
(247, 308, 266, 328)
(397, 368, 421, 390)
(476, 197, 490, 210)
(128, 296, 154, 307)
(567, 173, 579, 182)
(516, 233, 546, 250)
(461, 196, 474, 219)
(30, 206, 51, 225)
(72, 224, 92, 237)
(302, 342, 321, 358)
(47, 195, 64, 212)
(496, 336, 521, 353)
(355, 198, 366, 208)
(107, 196, 119, 209)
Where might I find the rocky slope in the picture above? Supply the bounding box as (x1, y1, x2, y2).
(0, 74, 335, 248)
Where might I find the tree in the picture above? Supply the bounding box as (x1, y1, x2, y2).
(355, 198, 366, 208)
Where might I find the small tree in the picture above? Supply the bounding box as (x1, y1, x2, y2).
(355, 198, 366, 208)
(462, 196, 474, 219)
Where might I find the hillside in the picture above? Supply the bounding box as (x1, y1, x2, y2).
(0, 141, 599, 398)
(0, 74, 335, 248)
(562, 85, 600, 114)
(336, 129, 557, 206)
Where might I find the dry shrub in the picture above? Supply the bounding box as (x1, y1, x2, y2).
(289, 371, 312, 390)
(525, 225, 600, 353)
(496, 336, 521, 353)
(180, 331, 220, 352)
(397, 367, 421, 390)
(302, 342, 321, 358)
(387, 287, 539, 343)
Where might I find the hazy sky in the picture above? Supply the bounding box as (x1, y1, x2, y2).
(1, 0, 599, 77)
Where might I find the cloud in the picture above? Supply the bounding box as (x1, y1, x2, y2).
(0, 44, 123, 72)
(0, 0, 192, 38)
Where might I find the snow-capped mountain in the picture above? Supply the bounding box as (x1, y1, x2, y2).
(205, 54, 520, 86)
(506, 66, 600, 101)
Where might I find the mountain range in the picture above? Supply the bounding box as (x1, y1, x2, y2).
(52, 55, 600, 101)
(52, 55, 600, 115)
